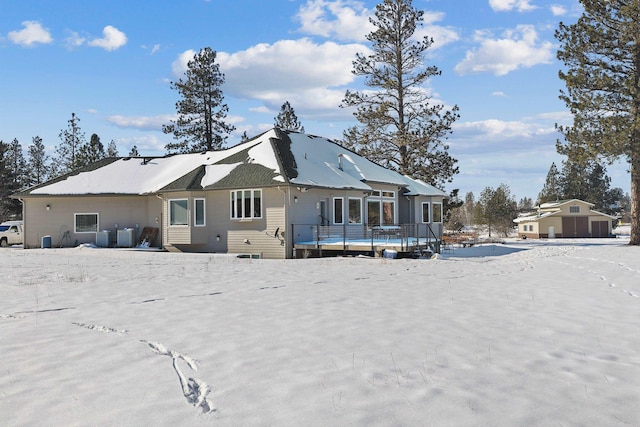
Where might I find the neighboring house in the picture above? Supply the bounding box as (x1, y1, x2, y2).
(514, 199, 616, 239)
(13, 128, 447, 259)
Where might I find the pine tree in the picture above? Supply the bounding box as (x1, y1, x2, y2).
(538, 162, 562, 204)
(473, 184, 517, 237)
(341, 0, 459, 189)
(0, 140, 21, 221)
(128, 145, 140, 157)
(163, 47, 235, 153)
(240, 131, 249, 143)
(54, 112, 86, 175)
(274, 101, 305, 132)
(6, 138, 27, 190)
(106, 140, 119, 157)
(556, 0, 640, 244)
(76, 133, 105, 167)
(27, 136, 50, 186)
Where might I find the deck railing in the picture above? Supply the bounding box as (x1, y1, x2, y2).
(291, 223, 442, 254)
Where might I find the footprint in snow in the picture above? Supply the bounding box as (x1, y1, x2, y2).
(142, 340, 215, 414)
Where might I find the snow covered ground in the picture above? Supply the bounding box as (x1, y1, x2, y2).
(1, 237, 638, 426)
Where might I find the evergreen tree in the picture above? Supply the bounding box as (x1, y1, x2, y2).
(54, 112, 86, 175)
(473, 184, 517, 237)
(538, 162, 562, 203)
(76, 133, 105, 167)
(240, 131, 249, 143)
(107, 139, 119, 157)
(555, 0, 640, 244)
(274, 101, 305, 132)
(6, 138, 27, 190)
(518, 197, 534, 212)
(128, 145, 140, 157)
(0, 140, 21, 221)
(341, 0, 459, 189)
(27, 136, 50, 186)
(163, 47, 235, 153)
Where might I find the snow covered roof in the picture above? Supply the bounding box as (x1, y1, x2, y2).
(538, 199, 594, 209)
(19, 128, 446, 197)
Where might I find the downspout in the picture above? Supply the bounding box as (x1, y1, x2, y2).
(155, 194, 164, 249)
(19, 198, 25, 249)
(277, 186, 289, 258)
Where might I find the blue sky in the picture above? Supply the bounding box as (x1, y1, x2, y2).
(0, 0, 630, 201)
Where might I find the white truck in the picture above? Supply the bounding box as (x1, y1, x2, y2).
(0, 221, 23, 247)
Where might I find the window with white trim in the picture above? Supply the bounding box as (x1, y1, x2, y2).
(421, 202, 430, 223)
(348, 198, 362, 224)
(194, 198, 206, 226)
(569, 205, 580, 213)
(433, 202, 443, 223)
(75, 213, 98, 233)
(333, 197, 344, 224)
(366, 190, 396, 225)
(169, 199, 189, 226)
(230, 189, 262, 219)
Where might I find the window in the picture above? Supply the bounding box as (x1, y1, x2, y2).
(569, 205, 580, 213)
(433, 202, 443, 223)
(333, 197, 344, 224)
(75, 213, 98, 233)
(348, 198, 362, 224)
(367, 200, 380, 225)
(366, 190, 396, 225)
(382, 201, 395, 225)
(231, 189, 262, 219)
(169, 199, 189, 225)
(194, 198, 205, 226)
(421, 202, 430, 223)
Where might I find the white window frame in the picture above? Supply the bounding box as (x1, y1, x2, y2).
(348, 197, 362, 224)
(230, 189, 262, 220)
(74, 213, 99, 233)
(569, 205, 580, 213)
(194, 198, 206, 227)
(421, 202, 431, 223)
(169, 199, 189, 226)
(432, 202, 443, 223)
(333, 197, 344, 225)
(366, 190, 397, 225)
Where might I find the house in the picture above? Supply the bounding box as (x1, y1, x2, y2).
(14, 128, 448, 258)
(514, 199, 616, 239)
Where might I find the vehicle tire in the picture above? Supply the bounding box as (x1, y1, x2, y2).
(0, 238, 7, 248)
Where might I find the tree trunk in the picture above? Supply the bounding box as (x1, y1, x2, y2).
(630, 154, 640, 245)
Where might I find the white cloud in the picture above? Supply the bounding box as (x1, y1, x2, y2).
(88, 25, 127, 51)
(296, 1, 459, 50)
(115, 135, 167, 154)
(7, 21, 53, 47)
(550, 4, 567, 16)
(64, 30, 86, 49)
(107, 114, 175, 131)
(492, 91, 507, 97)
(171, 49, 196, 77)
(296, 0, 374, 42)
(489, 0, 536, 12)
(414, 11, 460, 50)
(215, 38, 364, 115)
(454, 25, 554, 76)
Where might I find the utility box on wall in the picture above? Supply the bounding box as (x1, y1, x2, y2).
(96, 230, 110, 247)
(117, 228, 135, 248)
